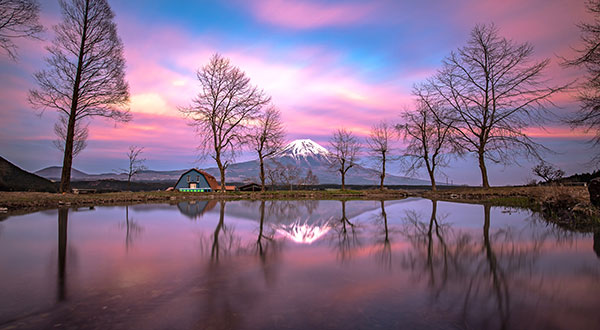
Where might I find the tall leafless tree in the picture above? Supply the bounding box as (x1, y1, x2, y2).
(122, 145, 146, 190)
(180, 53, 271, 192)
(397, 87, 455, 191)
(29, 0, 130, 193)
(249, 107, 285, 192)
(53, 114, 89, 158)
(428, 24, 568, 188)
(0, 0, 43, 60)
(564, 0, 600, 165)
(329, 128, 360, 190)
(366, 121, 394, 190)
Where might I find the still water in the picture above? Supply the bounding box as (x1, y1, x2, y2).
(0, 198, 599, 330)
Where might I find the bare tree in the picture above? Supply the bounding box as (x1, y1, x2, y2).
(279, 163, 301, 191)
(122, 145, 146, 190)
(532, 162, 565, 183)
(180, 53, 271, 192)
(428, 24, 568, 188)
(366, 121, 394, 190)
(564, 0, 600, 164)
(29, 0, 130, 193)
(265, 163, 281, 190)
(0, 0, 43, 60)
(53, 114, 89, 158)
(303, 169, 319, 187)
(249, 107, 285, 192)
(329, 128, 360, 190)
(397, 87, 455, 191)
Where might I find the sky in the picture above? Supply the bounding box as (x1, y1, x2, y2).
(0, 0, 596, 185)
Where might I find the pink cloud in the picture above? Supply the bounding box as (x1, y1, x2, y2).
(245, 0, 376, 29)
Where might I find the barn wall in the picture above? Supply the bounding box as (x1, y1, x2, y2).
(174, 170, 212, 190)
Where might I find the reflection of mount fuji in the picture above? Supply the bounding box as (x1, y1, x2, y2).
(225, 200, 402, 225)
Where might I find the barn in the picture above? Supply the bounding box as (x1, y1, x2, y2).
(174, 169, 219, 192)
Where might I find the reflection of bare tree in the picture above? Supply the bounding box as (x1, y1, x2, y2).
(210, 201, 241, 263)
(330, 201, 360, 263)
(255, 200, 280, 287)
(57, 208, 68, 302)
(400, 202, 549, 329)
(482, 204, 510, 329)
(372, 200, 392, 270)
(119, 206, 143, 251)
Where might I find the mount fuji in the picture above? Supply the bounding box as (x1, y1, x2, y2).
(203, 139, 429, 185)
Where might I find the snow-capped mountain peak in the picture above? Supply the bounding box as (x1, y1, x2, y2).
(277, 139, 329, 159)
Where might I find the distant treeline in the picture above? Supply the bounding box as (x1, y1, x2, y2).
(558, 170, 600, 183)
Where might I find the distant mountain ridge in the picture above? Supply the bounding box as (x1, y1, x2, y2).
(35, 139, 430, 186)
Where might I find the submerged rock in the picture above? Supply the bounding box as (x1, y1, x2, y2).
(589, 178, 600, 207)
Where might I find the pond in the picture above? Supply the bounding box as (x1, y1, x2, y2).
(0, 198, 599, 330)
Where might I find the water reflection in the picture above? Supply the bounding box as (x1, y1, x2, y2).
(399, 203, 554, 329)
(373, 200, 392, 269)
(177, 200, 217, 220)
(0, 199, 599, 329)
(119, 205, 143, 251)
(595, 233, 600, 258)
(330, 200, 361, 263)
(57, 208, 68, 302)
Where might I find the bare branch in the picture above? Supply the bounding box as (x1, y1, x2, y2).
(53, 114, 88, 157)
(0, 0, 44, 60)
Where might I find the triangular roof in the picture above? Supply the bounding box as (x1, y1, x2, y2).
(175, 168, 219, 190)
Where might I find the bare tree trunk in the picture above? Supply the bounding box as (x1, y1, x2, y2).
(60, 0, 89, 193)
(380, 153, 386, 190)
(478, 151, 490, 188)
(259, 156, 266, 192)
(60, 116, 76, 193)
(216, 153, 226, 192)
(428, 169, 437, 191)
(341, 171, 346, 190)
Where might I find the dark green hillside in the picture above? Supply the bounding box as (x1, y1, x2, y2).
(0, 157, 57, 192)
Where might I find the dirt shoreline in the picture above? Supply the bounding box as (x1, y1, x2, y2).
(1, 186, 598, 230)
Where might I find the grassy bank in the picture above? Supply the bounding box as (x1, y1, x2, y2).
(422, 185, 589, 208)
(422, 185, 600, 231)
(1, 186, 598, 231)
(0, 189, 411, 214)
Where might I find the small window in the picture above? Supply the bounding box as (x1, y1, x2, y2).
(187, 175, 190, 182)
(197, 175, 200, 181)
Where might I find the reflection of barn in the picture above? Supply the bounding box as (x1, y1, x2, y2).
(174, 169, 218, 192)
(176, 200, 218, 220)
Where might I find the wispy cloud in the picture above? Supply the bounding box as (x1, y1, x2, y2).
(244, 0, 377, 29)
